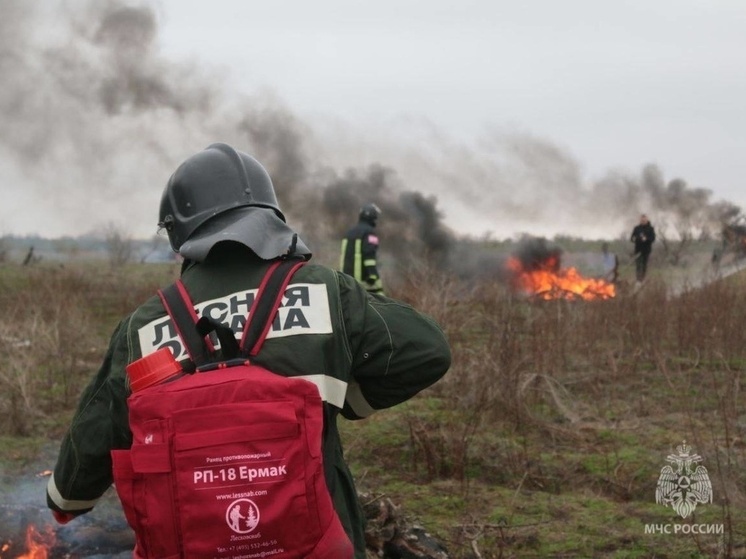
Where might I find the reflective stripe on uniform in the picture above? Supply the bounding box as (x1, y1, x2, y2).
(339, 239, 348, 271)
(353, 239, 363, 281)
(296, 373, 348, 409)
(47, 474, 100, 512)
(345, 380, 377, 418)
(363, 259, 377, 267)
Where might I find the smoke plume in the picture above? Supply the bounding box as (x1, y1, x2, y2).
(0, 0, 741, 269)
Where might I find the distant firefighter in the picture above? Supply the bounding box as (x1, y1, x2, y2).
(340, 203, 384, 294)
(630, 213, 656, 282)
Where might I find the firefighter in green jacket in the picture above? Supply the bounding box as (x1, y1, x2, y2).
(340, 203, 384, 294)
(46, 143, 451, 558)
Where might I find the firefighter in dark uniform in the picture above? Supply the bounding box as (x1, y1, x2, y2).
(630, 213, 656, 282)
(340, 203, 384, 294)
(46, 144, 451, 559)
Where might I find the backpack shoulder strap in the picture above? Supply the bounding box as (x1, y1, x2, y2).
(240, 258, 307, 357)
(157, 280, 215, 369)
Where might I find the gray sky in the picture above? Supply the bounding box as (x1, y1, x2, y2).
(2, 0, 745, 240)
(157, 0, 746, 191)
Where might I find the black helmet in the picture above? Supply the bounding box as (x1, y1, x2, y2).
(359, 203, 381, 226)
(158, 143, 310, 261)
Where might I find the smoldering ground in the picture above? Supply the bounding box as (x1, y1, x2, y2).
(0, 0, 741, 274)
(0, 439, 135, 556)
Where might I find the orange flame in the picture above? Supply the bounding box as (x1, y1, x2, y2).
(507, 256, 615, 300)
(15, 525, 55, 559)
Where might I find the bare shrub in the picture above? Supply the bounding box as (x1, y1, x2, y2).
(389, 259, 474, 332)
(104, 223, 134, 268)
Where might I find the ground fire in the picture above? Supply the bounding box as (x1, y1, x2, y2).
(2, 524, 55, 559)
(505, 239, 616, 301)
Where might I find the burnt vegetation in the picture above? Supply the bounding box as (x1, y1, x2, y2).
(0, 241, 744, 558)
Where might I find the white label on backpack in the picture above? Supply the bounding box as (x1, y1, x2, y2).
(138, 283, 332, 360)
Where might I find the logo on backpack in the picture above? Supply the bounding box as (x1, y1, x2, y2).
(226, 499, 260, 534)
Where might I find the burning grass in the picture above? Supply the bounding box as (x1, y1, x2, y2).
(1, 248, 745, 558)
(505, 255, 616, 301)
(6, 524, 55, 559)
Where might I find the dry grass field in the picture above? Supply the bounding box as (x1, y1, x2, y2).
(0, 242, 744, 558)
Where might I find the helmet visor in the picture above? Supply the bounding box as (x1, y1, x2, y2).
(179, 206, 311, 262)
